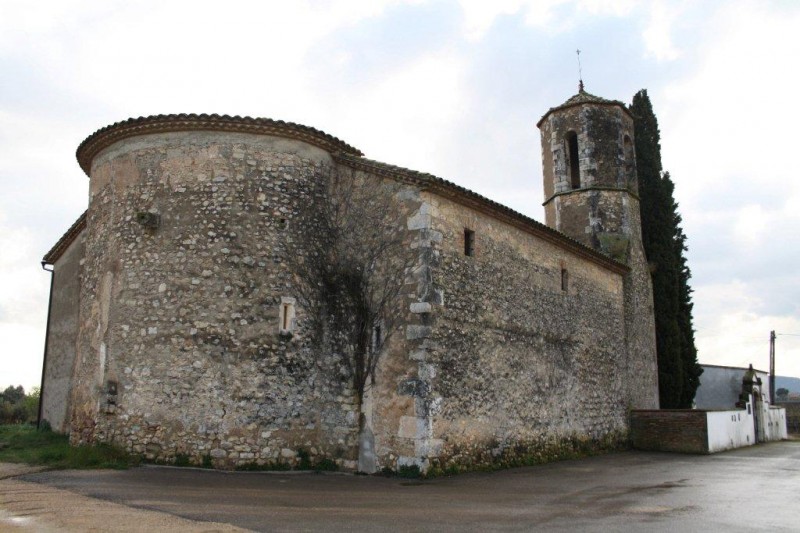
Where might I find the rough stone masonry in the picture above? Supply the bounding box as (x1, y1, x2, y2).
(41, 89, 658, 473)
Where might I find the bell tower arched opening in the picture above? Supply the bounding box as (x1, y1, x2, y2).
(566, 131, 580, 189)
(623, 134, 635, 187)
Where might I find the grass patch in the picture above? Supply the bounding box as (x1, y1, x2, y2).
(0, 424, 138, 470)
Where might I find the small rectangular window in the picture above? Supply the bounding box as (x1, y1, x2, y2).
(561, 268, 569, 292)
(464, 228, 475, 256)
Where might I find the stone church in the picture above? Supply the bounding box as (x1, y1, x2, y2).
(40, 87, 659, 472)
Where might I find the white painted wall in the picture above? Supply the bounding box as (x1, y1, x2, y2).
(762, 406, 788, 441)
(706, 408, 755, 453)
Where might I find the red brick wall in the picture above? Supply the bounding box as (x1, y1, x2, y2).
(630, 410, 709, 453)
(777, 403, 800, 435)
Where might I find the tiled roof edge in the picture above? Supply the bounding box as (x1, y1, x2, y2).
(536, 91, 632, 127)
(76, 114, 364, 176)
(333, 153, 629, 275)
(43, 211, 87, 265)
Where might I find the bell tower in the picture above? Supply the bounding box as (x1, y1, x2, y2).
(537, 85, 659, 409)
(537, 86, 639, 260)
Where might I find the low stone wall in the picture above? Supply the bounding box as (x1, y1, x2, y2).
(630, 410, 709, 453)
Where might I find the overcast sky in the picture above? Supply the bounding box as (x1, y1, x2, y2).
(2, 0, 799, 391)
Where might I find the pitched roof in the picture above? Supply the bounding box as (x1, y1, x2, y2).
(537, 89, 631, 127)
(42, 211, 87, 265)
(76, 114, 364, 176)
(67, 113, 629, 275)
(334, 153, 629, 275)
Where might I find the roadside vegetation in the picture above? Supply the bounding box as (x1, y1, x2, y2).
(0, 385, 40, 425)
(0, 384, 137, 469)
(0, 424, 137, 470)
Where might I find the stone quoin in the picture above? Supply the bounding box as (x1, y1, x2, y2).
(40, 89, 659, 472)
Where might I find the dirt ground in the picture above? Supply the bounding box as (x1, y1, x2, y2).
(0, 464, 245, 533)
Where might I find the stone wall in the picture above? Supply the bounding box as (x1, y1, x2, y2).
(56, 107, 660, 472)
(541, 104, 637, 240)
(70, 131, 363, 468)
(540, 101, 658, 411)
(621, 201, 660, 410)
(406, 192, 630, 470)
(41, 233, 84, 433)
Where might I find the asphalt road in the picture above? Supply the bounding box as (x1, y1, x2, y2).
(17, 442, 800, 532)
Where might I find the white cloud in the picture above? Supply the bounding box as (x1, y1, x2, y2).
(651, 1, 800, 379)
(334, 48, 467, 173)
(642, 0, 684, 61)
(732, 204, 767, 245)
(0, 215, 49, 325)
(0, 323, 45, 391)
(458, 0, 530, 40)
(695, 281, 800, 378)
(660, 2, 800, 203)
(456, 0, 637, 40)
(0, 214, 50, 391)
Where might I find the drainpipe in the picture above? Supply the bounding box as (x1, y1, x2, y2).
(38, 260, 54, 430)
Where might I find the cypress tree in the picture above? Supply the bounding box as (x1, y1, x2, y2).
(630, 89, 702, 408)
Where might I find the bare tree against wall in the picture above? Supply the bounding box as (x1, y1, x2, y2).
(291, 166, 415, 415)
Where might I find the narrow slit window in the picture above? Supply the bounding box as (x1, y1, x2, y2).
(279, 297, 296, 334)
(566, 131, 580, 189)
(372, 323, 382, 352)
(464, 228, 475, 257)
(561, 268, 569, 292)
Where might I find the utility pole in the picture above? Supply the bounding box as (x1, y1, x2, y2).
(769, 330, 776, 404)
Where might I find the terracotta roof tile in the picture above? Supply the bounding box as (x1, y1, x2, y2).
(334, 153, 629, 275)
(76, 114, 363, 175)
(537, 89, 631, 127)
(43, 211, 87, 265)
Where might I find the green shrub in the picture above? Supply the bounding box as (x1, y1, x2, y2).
(397, 464, 421, 478)
(297, 448, 312, 470)
(0, 424, 137, 469)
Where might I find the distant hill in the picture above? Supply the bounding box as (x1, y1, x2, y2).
(776, 376, 800, 393)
